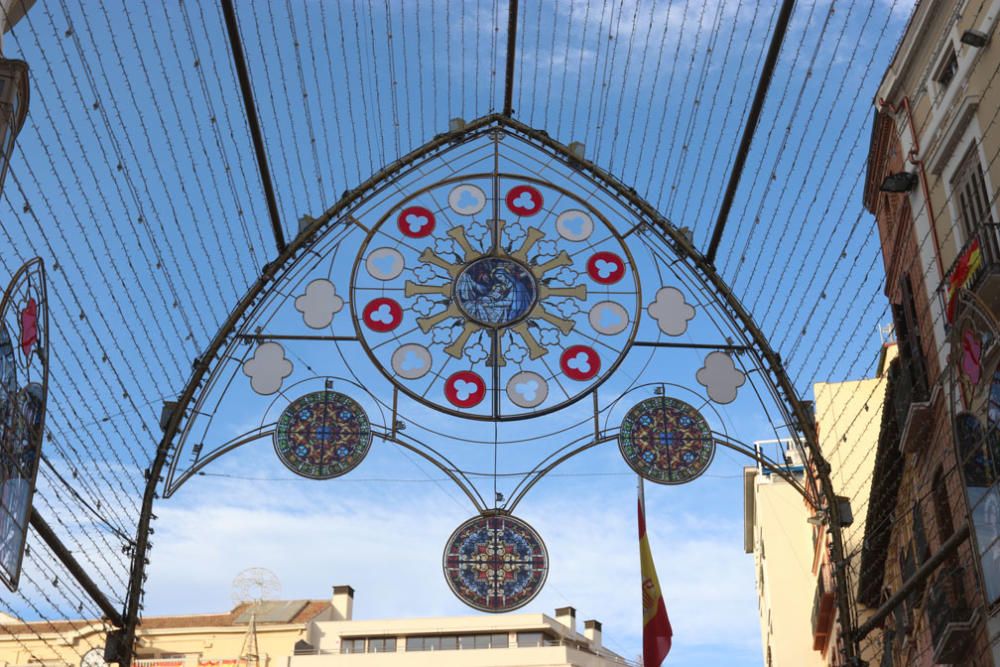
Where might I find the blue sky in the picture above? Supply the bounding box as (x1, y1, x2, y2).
(0, 1, 917, 665)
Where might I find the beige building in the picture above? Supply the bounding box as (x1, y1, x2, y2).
(744, 438, 825, 667)
(0, 586, 630, 667)
(745, 345, 893, 666)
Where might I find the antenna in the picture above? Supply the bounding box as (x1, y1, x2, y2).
(877, 322, 895, 344)
(231, 568, 278, 667)
(231, 567, 281, 608)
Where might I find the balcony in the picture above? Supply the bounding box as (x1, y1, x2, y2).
(891, 358, 933, 454)
(941, 222, 1000, 325)
(926, 566, 978, 664)
(812, 561, 836, 652)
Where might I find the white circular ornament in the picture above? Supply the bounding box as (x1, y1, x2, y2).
(555, 209, 595, 241)
(391, 343, 433, 379)
(448, 184, 487, 216)
(366, 247, 405, 280)
(506, 371, 549, 408)
(589, 301, 630, 335)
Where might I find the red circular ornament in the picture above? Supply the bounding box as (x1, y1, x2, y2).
(444, 371, 487, 408)
(560, 345, 601, 381)
(397, 206, 436, 238)
(505, 185, 544, 217)
(362, 298, 403, 332)
(586, 251, 626, 285)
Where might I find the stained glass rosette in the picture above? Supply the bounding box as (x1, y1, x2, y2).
(442, 513, 548, 612)
(273, 391, 372, 479)
(618, 396, 715, 485)
(350, 175, 641, 420)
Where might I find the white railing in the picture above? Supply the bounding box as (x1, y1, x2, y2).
(132, 658, 244, 667)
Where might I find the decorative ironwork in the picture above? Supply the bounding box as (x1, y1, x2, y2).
(349, 175, 641, 420)
(128, 115, 854, 663)
(273, 391, 372, 479)
(618, 396, 714, 484)
(0, 258, 47, 591)
(442, 513, 548, 612)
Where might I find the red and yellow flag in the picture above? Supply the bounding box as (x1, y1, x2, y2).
(639, 481, 672, 666)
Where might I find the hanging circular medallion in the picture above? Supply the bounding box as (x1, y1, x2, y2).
(442, 513, 548, 612)
(273, 391, 373, 479)
(349, 175, 640, 420)
(618, 396, 715, 484)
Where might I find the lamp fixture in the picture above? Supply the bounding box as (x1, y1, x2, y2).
(879, 171, 919, 193)
(961, 30, 989, 48)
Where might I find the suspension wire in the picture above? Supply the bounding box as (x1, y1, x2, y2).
(502, 0, 519, 116)
(220, 0, 287, 253)
(705, 0, 797, 264)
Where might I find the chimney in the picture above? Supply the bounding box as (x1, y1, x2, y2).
(554, 606, 576, 634)
(331, 585, 354, 621)
(583, 620, 602, 650)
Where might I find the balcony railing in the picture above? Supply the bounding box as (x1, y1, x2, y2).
(926, 566, 977, 664)
(891, 361, 928, 430)
(887, 355, 933, 454)
(811, 561, 836, 651)
(132, 659, 244, 667)
(940, 222, 1000, 324)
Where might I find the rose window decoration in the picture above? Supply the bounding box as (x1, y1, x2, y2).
(350, 175, 641, 419)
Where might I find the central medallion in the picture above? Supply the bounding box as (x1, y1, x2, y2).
(349, 175, 641, 420)
(454, 257, 538, 327)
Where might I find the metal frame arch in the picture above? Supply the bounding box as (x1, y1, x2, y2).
(120, 113, 857, 663)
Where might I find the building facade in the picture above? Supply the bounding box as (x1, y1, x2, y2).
(859, 0, 1000, 664)
(745, 346, 892, 666)
(0, 586, 630, 667)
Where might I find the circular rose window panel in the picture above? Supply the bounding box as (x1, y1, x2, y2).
(618, 396, 715, 484)
(442, 513, 548, 612)
(350, 175, 641, 420)
(273, 391, 373, 479)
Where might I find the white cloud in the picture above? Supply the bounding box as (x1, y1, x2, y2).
(143, 471, 760, 660)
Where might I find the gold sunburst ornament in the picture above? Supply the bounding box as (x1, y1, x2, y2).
(349, 175, 641, 419)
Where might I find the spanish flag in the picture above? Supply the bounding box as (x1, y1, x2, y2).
(639, 479, 672, 666)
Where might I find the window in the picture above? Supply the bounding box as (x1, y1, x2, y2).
(368, 637, 396, 653)
(913, 502, 930, 563)
(517, 632, 544, 647)
(403, 635, 460, 651)
(469, 633, 508, 649)
(935, 48, 959, 89)
(952, 143, 995, 245)
(892, 274, 929, 403)
(933, 469, 955, 542)
(340, 638, 365, 654)
(407, 633, 508, 650)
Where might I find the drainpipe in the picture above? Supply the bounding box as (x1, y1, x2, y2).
(878, 96, 946, 281)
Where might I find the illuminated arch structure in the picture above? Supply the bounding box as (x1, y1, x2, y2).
(119, 115, 857, 660)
